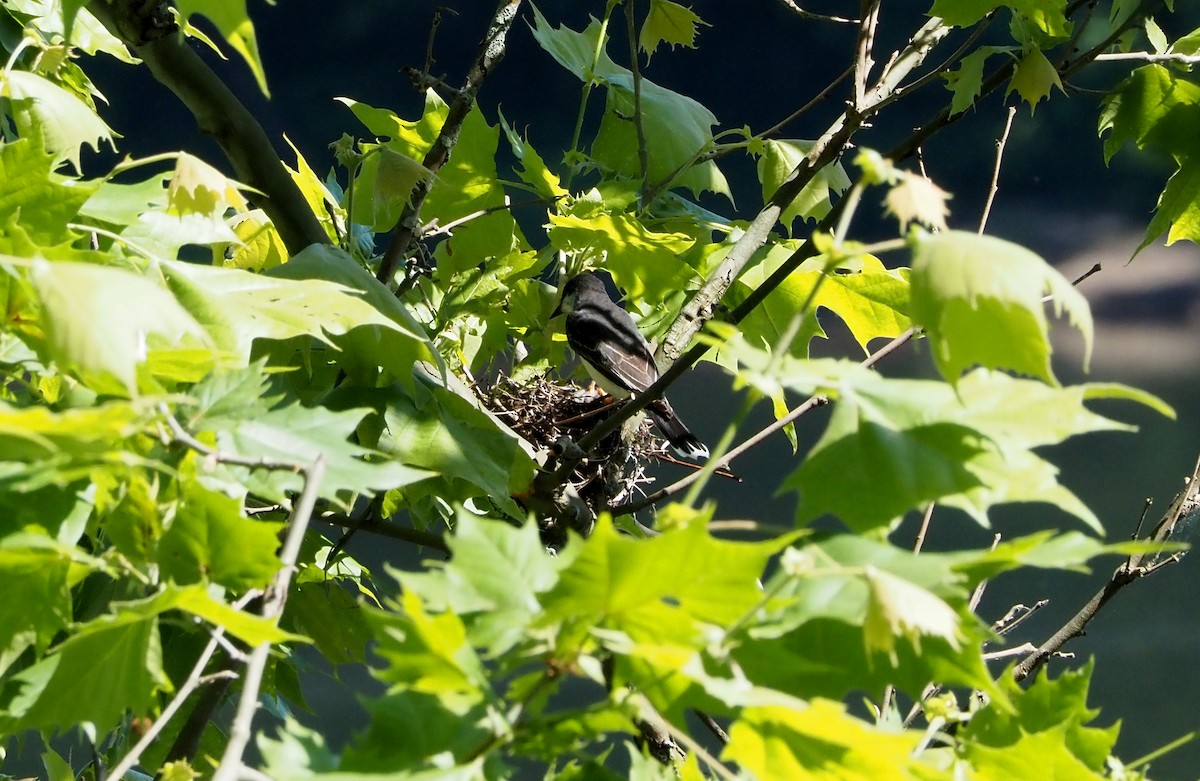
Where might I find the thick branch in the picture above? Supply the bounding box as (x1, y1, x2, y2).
(377, 0, 524, 284)
(87, 0, 329, 255)
(655, 15, 948, 367)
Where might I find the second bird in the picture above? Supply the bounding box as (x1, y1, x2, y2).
(554, 272, 709, 460)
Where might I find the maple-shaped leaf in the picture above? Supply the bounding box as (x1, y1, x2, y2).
(884, 172, 951, 231)
(909, 230, 1092, 385)
(1008, 48, 1063, 111)
(863, 566, 962, 665)
(167, 152, 248, 217)
(639, 0, 708, 61)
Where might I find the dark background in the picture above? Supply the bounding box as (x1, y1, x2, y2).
(35, 0, 1200, 777)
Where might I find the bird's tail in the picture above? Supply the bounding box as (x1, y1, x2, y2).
(646, 399, 709, 460)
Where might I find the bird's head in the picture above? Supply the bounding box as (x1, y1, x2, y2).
(552, 272, 606, 317)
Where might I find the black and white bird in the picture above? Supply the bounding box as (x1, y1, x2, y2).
(554, 272, 709, 460)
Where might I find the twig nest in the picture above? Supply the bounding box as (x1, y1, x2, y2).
(483, 374, 664, 537)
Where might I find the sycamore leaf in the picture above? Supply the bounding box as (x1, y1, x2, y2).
(863, 566, 962, 665)
(0, 536, 78, 653)
(167, 152, 248, 216)
(884, 172, 951, 231)
(1, 70, 114, 173)
(945, 46, 1014, 116)
(1, 603, 168, 734)
(339, 370, 536, 519)
(498, 112, 569, 200)
(400, 509, 564, 654)
(1007, 48, 1063, 110)
(0, 139, 98, 245)
(175, 0, 270, 95)
(909, 230, 1093, 385)
(367, 590, 489, 697)
(757, 139, 852, 230)
(336, 694, 493, 774)
(961, 661, 1118, 776)
(147, 584, 303, 647)
(724, 699, 924, 781)
(547, 212, 698, 304)
(531, 7, 728, 199)
(931, 0, 1072, 40)
(540, 515, 794, 645)
(157, 480, 284, 591)
(639, 0, 708, 61)
(342, 93, 521, 267)
(730, 249, 911, 358)
(732, 536, 1002, 704)
(28, 258, 213, 395)
(186, 364, 435, 507)
(164, 245, 436, 383)
(287, 581, 373, 666)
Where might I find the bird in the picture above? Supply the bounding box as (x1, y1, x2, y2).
(553, 272, 709, 460)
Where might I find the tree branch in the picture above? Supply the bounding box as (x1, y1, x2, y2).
(212, 454, 328, 781)
(377, 0, 524, 285)
(86, 0, 329, 255)
(1013, 452, 1199, 681)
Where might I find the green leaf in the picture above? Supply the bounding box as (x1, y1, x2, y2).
(149, 584, 303, 647)
(732, 536, 1001, 703)
(530, 7, 728, 199)
(863, 566, 964, 666)
(541, 514, 793, 644)
(1098, 65, 1200, 163)
(547, 212, 698, 304)
(1007, 48, 1063, 110)
(0, 536, 77, 654)
(945, 46, 1014, 116)
(724, 699, 924, 781)
(338, 692, 493, 773)
(158, 481, 284, 591)
(401, 509, 564, 654)
(1, 70, 114, 172)
(639, 0, 708, 61)
(931, 0, 1072, 40)
(287, 581, 373, 665)
(756, 140, 852, 229)
(175, 0, 270, 95)
(0, 139, 98, 245)
(961, 661, 1118, 776)
(164, 245, 436, 383)
(367, 589, 489, 697)
(26, 259, 213, 395)
(731, 248, 911, 358)
(909, 230, 1093, 385)
(0, 602, 168, 734)
(360, 373, 536, 519)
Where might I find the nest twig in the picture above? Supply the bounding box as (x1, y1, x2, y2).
(482, 374, 668, 544)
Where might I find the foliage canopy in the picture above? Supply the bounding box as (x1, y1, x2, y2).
(0, 0, 1198, 779)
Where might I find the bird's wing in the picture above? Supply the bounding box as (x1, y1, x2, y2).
(566, 302, 659, 393)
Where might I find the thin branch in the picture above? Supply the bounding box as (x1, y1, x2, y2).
(317, 511, 451, 555)
(160, 405, 306, 474)
(853, 1, 883, 110)
(1094, 51, 1200, 64)
(212, 455, 328, 781)
(912, 502, 937, 553)
(86, 0, 328, 254)
(625, 0, 652, 204)
(1013, 452, 1199, 681)
(979, 106, 1017, 234)
(377, 0, 524, 285)
(774, 0, 858, 24)
(109, 592, 258, 778)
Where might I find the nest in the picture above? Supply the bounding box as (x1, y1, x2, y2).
(482, 374, 666, 529)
